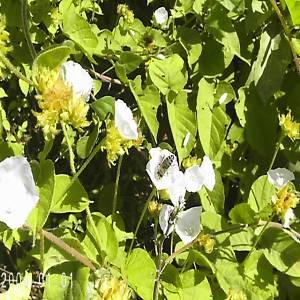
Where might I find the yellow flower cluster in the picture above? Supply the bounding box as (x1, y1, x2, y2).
(279, 111, 300, 140)
(0, 14, 12, 78)
(117, 4, 135, 24)
(273, 185, 299, 220)
(102, 120, 143, 166)
(34, 67, 89, 139)
(197, 233, 215, 254)
(97, 276, 131, 300)
(226, 288, 247, 300)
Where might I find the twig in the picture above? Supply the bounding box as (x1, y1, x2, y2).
(112, 155, 123, 219)
(270, 0, 300, 74)
(90, 69, 123, 86)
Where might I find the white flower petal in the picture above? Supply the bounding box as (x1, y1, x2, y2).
(154, 7, 168, 25)
(115, 99, 138, 140)
(0, 157, 39, 229)
(175, 207, 202, 245)
(267, 168, 295, 189)
(184, 166, 204, 192)
(60, 61, 93, 101)
(156, 53, 166, 60)
(159, 204, 175, 235)
(146, 147, 179, 190)
(167, 171, 186, 207)
(283, 208, 295, 228)
(199, 156, 215, 191)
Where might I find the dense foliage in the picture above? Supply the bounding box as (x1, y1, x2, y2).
(1, 0, 300, 299)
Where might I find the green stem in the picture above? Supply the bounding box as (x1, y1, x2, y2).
(61, 122, 76, 175)
(112, 155, 123, 219)
(21, 0, 36, 61)
(268, 132, 284, 170)
(86, 206, 103, 255)
(153, 237, 165, 300)
(128, 187, 156, 254)
(0, 53, 34, 86)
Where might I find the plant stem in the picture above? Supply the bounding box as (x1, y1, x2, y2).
(0, 53, 34, 86)
(86, 206, 102, 255)
(61, 122, 76, 175)
(270, 0, 300, 74)
(128, 187, 156, 254)
(153, 237, 165, 300)
(41, 229, 96, 272)
(21, 0, 36, 61)
(268, 131, 284, 170)
(112, 155, 123, 219)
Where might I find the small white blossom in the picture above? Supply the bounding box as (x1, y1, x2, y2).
(0, 157, 39, 229)
(154, 7, 168, 25)
(283, 208, 295, 228)
(115, 99, 138, 140)
(184, 156, 215, 192)
(159, 204, 202, 245)
(146, 147, 179, 190)
(267, 168, 295, 189)
(60, 61, 93, 101)
(156, 53, 166, 60)
(167, 170, 186, 207)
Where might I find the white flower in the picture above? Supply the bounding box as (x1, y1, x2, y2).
(167, 170, 186, 207)
(283, 208, 295, 228)
(146, 147, 179, 190)
(267, 168, 295, 189)
(60, 61, 93, 101)
(184, 156, 215, 192)
(115, 99, 138, 140)
(0, 157, 39, 229)
(159, 205, 202, 245)
(154, 7, 168, 25)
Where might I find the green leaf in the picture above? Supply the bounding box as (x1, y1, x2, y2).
(166, 91, 197, 163)
(0, 272, 32, 300)
(229, 203, 256, 224)
(285, 0, 300, 25)
(125, 248, 156, 300)
(246, 30, 291, 102)
(198, 170, 224, 214)
(247, 175, 275, 213)
(119, 52, 143, 74)
(32, 42, 74, 80)
(148, 54, 188, 95)
(91, 96, 115, 121)
(206, 4, 241, 61)
(130, 76, 160, 141)
(261, 227, 300, 277)
(83, 213, 118, 262)
(51, 175, 89, 213)
(229, 227, 254, 251)
(62, 8, 98, 58)
(76, 124, 99, 159)
(197, 78, 230, 159)
(215, 81, 236, 105)
(28, 160, 55, 235)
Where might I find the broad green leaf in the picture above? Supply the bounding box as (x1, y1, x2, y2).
(76, 124, 99, 159)
(247, 175, 275, 213)
(229, 203, 256, 224)
(119, 52, 143, 74)
(148, 54, 188, 95)
(130, 76, 160, 141)
(83, 213, 118, 262)
(215, 81, 236, 105)
(292, 38, 300, 55)
(166, 91, 197, 163)
(0, 272, 32, 300)
(180, 271, 212, 299)
(229, 227, 254, 251)
(246, 30, 291, 102)
(235, 87, 246, 127)
(62, 8, 98, 58)
(285, 0, 300, 25)
(176, 27, 202, 66)
(261, 227, 300, 277)
(206, 4, 241, 61)
(32, 42, 74, 80)
(244, 88, 278, 157)
(28, 160, 55, 235)
(197, 78, 230, 159)
(125, 248, 156, 300)
(199, 170, 224, 214)
(218, 0, 245, 15)
(91, 96, 115, 121)
(51, 175, 89, 213)
(43, 263, 89, 300)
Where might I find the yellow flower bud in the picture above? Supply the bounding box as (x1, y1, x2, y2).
(182, 156, 201, 169)
(98, 275, 131, 300)
(117, 4, 134, 24)
(148, 200, 162, 217)
(197, 233, 215, 253)
(279, 111, 300, 140)
(226, 288, 247, 300)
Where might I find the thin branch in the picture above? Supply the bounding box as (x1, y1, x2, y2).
(90, 69, 123, 86)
